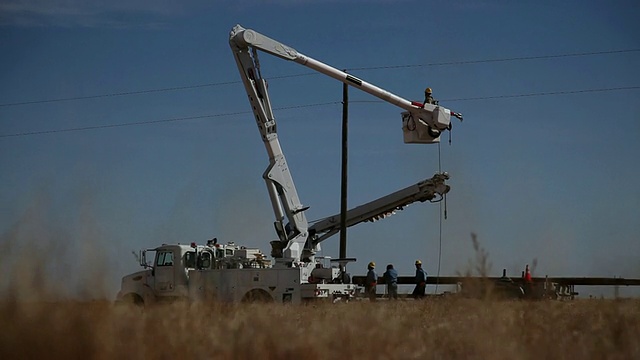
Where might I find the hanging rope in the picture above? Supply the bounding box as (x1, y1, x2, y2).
(435, 142, 443, 294)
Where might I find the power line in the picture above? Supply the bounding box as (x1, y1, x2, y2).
(0, 73, 315, 108)
(1, 48, 638, 108)
(2, 86, 637, 138)
(347, 49, 640, 71)
(0, 113, 241, 138)
(2, 85, 638, 138)
(442, 86, 640, 102)
(0, 81, 240, 108)
(348, 86, 640, 103)
(0, 102, 340, 138)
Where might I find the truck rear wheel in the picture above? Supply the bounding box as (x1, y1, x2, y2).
(241, 289, 273, 303)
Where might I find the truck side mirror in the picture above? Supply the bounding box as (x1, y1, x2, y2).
(139, 250, 147, 267)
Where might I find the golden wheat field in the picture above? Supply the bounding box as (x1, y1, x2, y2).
(1, 297, 638, 360)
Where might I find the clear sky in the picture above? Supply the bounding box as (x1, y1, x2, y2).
(1, 0, 639, 298)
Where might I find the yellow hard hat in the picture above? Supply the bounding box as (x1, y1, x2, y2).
(368, 261, 375, 268)
(425, 87, 432, 94)
(415, 260, 422, 265)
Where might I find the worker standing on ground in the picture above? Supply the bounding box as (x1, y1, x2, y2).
(523, 264, 533, 297)
(423, 87, 438, 107)
(383, 264, 399, 300)
(365, 262, 378, 302)
(412, 260, 428, 299)
(524, 264, 532, 282)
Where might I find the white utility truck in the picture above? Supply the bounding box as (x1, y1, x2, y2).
(116, 25, 462, 305)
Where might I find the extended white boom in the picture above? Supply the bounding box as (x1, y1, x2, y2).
(229, 25, 459, 138)
(229, 24, 459, 265)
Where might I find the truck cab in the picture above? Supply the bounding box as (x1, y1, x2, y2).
(117, 244, 193, 304)
(116, 241, 270, 305)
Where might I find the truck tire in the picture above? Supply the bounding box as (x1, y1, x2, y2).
(121, 293, 144, 306)
(241, 289, 273, 303)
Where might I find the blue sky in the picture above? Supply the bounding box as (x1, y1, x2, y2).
(1, 0, 639, 297)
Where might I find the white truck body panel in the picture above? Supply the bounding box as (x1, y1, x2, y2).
(188, 268, 302, 303)
(188, 266, 357, 304)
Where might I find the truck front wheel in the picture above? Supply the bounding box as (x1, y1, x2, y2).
(121, 293, 144, 306)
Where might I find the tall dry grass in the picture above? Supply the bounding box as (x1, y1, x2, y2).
(1, 298, 639, 359)
(2, 222, 637, 359)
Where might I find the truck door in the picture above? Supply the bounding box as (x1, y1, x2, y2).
(154, 250, 175, 293)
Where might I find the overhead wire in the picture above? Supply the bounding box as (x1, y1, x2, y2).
(347, 86, 640, 103)
(1, 48, 638, 108)
(1, 46, 639, 138)
(0, 73, 319, 108)
(347, 48, 640, 71)
(442, 86, 640, 102)
(0, 102, 341, 138)
(0, 74, 315, 108)
(2, 85, 639, 138)
(1, 85, 638, 138)
(0, 113, 242, 138)
(0, 81, 238, 108)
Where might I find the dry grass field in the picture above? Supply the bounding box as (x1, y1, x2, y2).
(1, 234, 637, 359)
(1, 297, 638, 359)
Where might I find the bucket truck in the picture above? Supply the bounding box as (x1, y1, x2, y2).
(116, 25, 461, 305)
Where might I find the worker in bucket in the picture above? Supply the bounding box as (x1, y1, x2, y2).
(365, 262, 378, 302)
(423, 87, 438, 107)
(412, 260, 428, 299)
(383, 264, 399, 300)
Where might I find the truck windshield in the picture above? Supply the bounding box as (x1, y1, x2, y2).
(156, 251, 174, 266)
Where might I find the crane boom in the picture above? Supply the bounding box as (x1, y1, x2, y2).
(309, 173, 450, 246)
(229, 25, 458, 138)
(229, 24, 460, 265)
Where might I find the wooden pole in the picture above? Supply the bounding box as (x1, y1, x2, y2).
(339, 72, 349, 259)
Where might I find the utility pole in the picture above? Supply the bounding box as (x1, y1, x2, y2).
(333, 74, 357, 282)
(339, 72, 348, 259)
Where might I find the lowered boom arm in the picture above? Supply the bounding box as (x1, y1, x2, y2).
(309, 173, 450, 247)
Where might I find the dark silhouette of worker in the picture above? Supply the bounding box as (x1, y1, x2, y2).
(412, 260, 428, 299)
(365, 262, 378, 302)
(383, 264, 399, 300)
